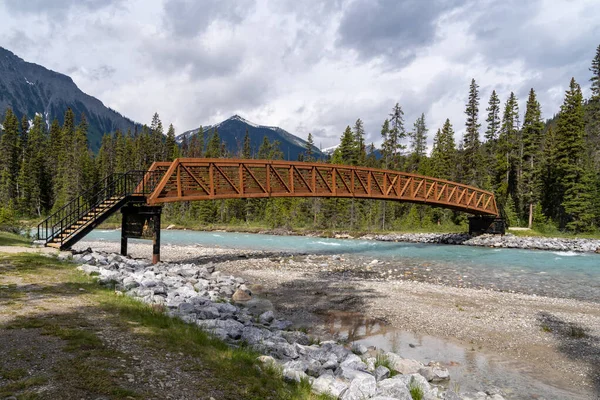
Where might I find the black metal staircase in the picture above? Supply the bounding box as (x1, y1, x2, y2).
(37, 171, 162, 250)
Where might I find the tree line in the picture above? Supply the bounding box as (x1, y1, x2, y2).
(1, 45, 599, 233)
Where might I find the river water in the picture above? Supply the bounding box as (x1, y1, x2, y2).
(87, 229, 600, 302)
(84, 229, 599, 398)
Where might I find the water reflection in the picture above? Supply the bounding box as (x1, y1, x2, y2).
(313, 312, 588, 400)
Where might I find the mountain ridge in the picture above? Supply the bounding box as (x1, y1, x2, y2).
(0, 46, 138, 150)
(177, 115, 324, 161)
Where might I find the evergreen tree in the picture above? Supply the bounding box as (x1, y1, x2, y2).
(73, 114, 94, 194)
(495, 92, 520, 207)
(520, 88, 544, 228)
(332, 126, 357, 165)
(590, 44, 600, 99)
(181, 135, 189, 157)
(20, 115, 50, 215)
(555, 78, 595, 231)
(353, 119, 367, 166)
(409, 113, 428, 172)
(242, 128, 252, 159)
(165, 123, 179, 161)
(0, 109, 21, 206)
(97, 134, 116, 178)
(430, 120, 457, 180)
(257, 136, 272, 159)
(380, 119, 391, 168)
(540, 126, 559, 219)
(150, 112, 164, 162)
(387, 103, 406, 168)
(304, 133, 315, 162)
(366, 143, 378, 168)
(205, 128, 222, 158)
(189, 127, 204, 158)
(485, 90, 501, 142)
(463, 79, 481, 185)
(586, 44, 600, 224)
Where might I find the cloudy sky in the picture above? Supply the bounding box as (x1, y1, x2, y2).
(1, 0, 599, 149)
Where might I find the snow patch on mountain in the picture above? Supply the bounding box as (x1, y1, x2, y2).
(322, 144, 339, 155)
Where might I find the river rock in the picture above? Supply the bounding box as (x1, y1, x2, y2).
(141, 279, 157, 287)
(340, 354, 368, 371)
(283, 369, 308, 383)
(196, 319, 244, 339)
(178, 302, 195, 314)
(374, 365, 390, 381)
(386, 353, 423, 374)
(232, 288, 252, 302)
(342, 371, 377, 400)
(392, 374, 431, 393)
(257, 355, 276, 366)
(271, 342, 299, 359)
(259, 310, 275, 324)
(281, 330, 310, 345)
(443, 391, 462, 400)
(271, 319, 293, 330)
(376, 378, 412, 399)
(306, 359, 322, 377)
(122, 277, 139, 290)
(312, 374, 348, 398)
(283, 360, 309, 373)
(197, 306, 220, 320)
(419, 365, 450, 382)
(351, 343, 368, 355)
(241, 326, 266, 344)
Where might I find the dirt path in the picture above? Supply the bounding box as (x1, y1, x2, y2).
(0, 246, 57, 254)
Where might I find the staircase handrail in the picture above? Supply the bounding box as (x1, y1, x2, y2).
(37, 170, 161, 243)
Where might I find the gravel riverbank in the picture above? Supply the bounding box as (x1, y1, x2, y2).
(74, 240, 600, 399)
(366, 232, 600, 253)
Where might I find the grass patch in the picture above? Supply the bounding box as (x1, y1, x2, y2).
(54, 358, 140, 399)
(541, 324, 552, 333)
(0, 231, 31, 247)
(0, 283, 26, 300)
(408, 380, 425, 400)
(374, 353, 397, 377)
(0, 367, 28, 380)
(0, 253, 73, 276)
(0, 376, 48, 398)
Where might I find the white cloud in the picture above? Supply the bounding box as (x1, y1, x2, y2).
(0, 0, 598, 150)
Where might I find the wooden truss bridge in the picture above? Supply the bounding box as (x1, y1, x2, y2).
(37, 158, 501, 262)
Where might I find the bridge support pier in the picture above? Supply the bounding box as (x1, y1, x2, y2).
(468, 216, 505, 236)
(121, 205, 162, 264)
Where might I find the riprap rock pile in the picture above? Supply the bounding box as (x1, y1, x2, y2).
(73, 250, 504, 400)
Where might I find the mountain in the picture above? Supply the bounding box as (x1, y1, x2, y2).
(0, 46, 138, 151)
(177, 115, 324, 161)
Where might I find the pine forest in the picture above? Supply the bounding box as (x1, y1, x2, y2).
(1, 45, 600, 235)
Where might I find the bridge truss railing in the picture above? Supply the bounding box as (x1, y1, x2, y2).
(146, 159, 499, 216)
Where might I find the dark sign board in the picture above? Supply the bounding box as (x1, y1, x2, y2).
(468, 216, 505, 235)
(123, 213, 155, 240)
